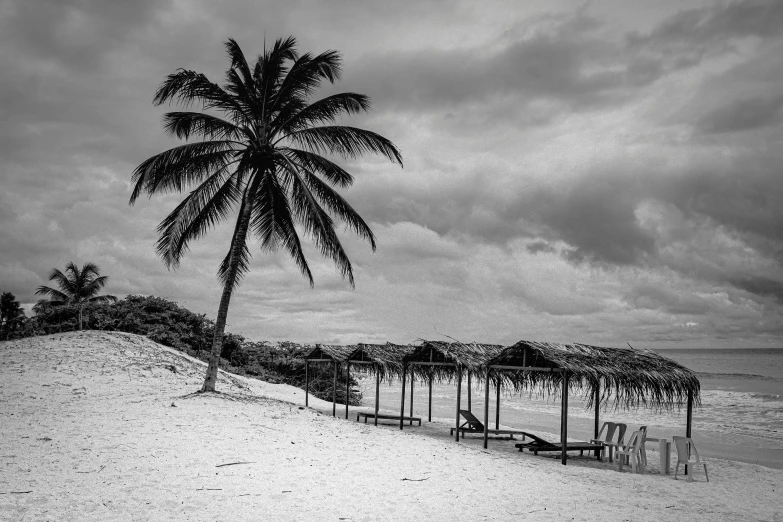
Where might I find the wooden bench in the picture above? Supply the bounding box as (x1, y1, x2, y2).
(356, 412, 422, 426)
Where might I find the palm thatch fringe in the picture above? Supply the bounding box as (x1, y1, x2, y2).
(347, 343, 414, 382)
(488, 341, 700, 411)
(307, 344, 355, 362)
(404, 340, 504, 383)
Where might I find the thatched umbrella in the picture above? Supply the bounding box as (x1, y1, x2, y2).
(485, 340, 701, 465)
(305, 344, 354, 417)
(402, 340, 503, 439)
(346, 343, 412, 424)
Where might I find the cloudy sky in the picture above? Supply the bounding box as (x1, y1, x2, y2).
(1, 0, 782, 348)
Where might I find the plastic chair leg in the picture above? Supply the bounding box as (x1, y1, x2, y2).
(704, 464, 709, 482)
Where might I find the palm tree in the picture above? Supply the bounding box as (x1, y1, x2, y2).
(130, 37, 402, 393)
(35, 262, 117, 330)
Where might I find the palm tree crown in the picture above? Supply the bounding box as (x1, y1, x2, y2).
(129, 37, 402, 392)
(35, 262, 117, 310)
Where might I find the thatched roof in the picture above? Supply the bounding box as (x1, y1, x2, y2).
(404, 340, 504, 382)
(347, 343, 413, 381)
(306, 344, 355, 362)
(488, 340, 700, 411)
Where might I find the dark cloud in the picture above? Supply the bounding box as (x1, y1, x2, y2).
(696, 93, 783, 134)
(347, 21, 627, 114)
(627, 0, 783, 63)
(730, 276, 783, 304)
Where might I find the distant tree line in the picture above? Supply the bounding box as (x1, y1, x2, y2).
(0, 291, 361, 405)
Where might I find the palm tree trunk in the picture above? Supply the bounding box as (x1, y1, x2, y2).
(201, 176, 259, 392)
(78, 304, 83, 330)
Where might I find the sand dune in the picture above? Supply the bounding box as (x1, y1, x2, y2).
(1, 331, 781, 521)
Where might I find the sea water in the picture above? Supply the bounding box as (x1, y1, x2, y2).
(357, 348, 783, 469)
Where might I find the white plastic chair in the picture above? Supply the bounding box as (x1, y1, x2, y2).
(673, 436, 709, 482)
(590, 421, 617, 461)
(616, 430, 644, 474)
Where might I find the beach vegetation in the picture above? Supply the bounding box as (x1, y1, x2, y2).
(0, 291, 26, 340)
(34, 262, 117, 330)
(130, 37, 402, 392)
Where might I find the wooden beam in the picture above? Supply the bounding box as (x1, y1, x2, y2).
(594, 381, 600, 440)
(332, 361, 337, 417)
(306, 358, 334, 363)
(345, 362, 350, 420)
(487, 365, 563, 372)
(455, 369, 462, 442)
(467, 373, 472, 412)
(428, 372, 433, 422)
(399, 365, 407, 431)
(686, 389, 693, 475)
(347, 360, 375, 365)
(483, 372, 490, 449)
(374, 372, 380, 426)
(305, 359, 309, 407)
(495, 381, 501, 430)
(407, 361, 456, 367)
(409, 373, 414, 425)
(561, 370, 569, 466)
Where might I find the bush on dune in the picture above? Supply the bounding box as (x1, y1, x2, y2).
(9, 295, 361, 405)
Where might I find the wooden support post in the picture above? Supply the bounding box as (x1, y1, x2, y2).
(345, 362, 350, 419)
(305, 359, 309, 407)
(467, 373, 472, 412)
(561, 370, 569, 466)
(374, 371, 380, 426)
(409, 374, 414, 425)
(686, 389, 693, 475)
(483, 372, 490, 449)
(332, 361, 337, 418)
(495, 381, 501, 430)
(399, 365, 407, 431)
(455, 369, 462, 442)
(428, 372, 433, 422)
(594, 382, 600, 440)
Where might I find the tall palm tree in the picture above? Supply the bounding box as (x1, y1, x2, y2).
(130, 37, 402, 392)
(35, 262, 117, 330)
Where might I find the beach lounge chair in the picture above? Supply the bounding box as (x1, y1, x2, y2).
(673, 436, 709, 482)
(615, 430, 645, 474)
(514, 432, 603, 459)
(448, 410, 528, 439)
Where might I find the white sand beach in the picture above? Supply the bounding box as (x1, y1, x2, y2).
(1, 331, 781, 521)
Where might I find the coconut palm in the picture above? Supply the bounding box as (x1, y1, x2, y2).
(35, 262, 117, 330)
(129, 37, 402, 392)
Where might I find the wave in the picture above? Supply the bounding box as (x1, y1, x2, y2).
(697, 371, 783, 381)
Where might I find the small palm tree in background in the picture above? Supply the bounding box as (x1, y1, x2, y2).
(130, 37, 402, 393)
(35, 262, 117, 330)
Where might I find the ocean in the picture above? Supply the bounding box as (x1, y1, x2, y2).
(356, 348, 783, 469)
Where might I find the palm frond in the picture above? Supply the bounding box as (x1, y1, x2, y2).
(285, 125, 402, 165)
(155, 166, 242, 268)
(153, 69, 246, 123)
(276, 93, 371, 134)
(279, 153, 375, 250)
(34, 285, 71, 303)
(162, 112, 245, 141)
(283, 161, 355, 286)
(281, 148, 353, 187)
(130, 141, 237, 203)
(251, 170, 314, 286)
